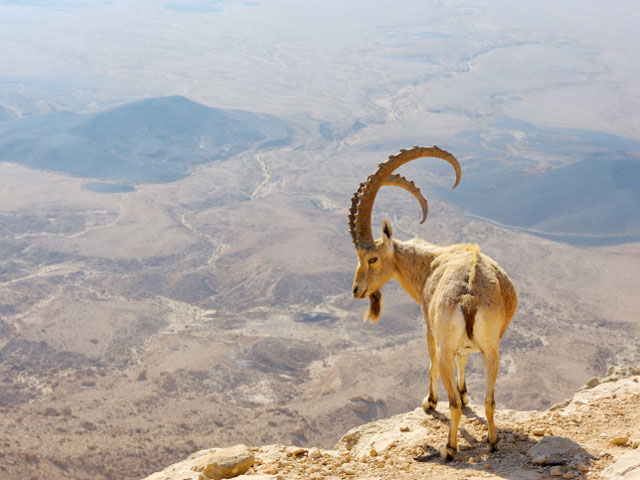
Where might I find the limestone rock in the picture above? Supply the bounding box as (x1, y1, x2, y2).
(192, 444, 254, 479)
(601, 450, 640, 479)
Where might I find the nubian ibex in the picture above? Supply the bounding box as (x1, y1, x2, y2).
(348, 146, 517, 460)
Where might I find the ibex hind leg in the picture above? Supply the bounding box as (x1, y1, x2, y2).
(474, 310, 502, 453)
(439, 344, 463, 461)
(422, 328, 439, 412)
(456, 351, 469, 407)
(482, 345, 500, 452)
(436, 310, 466, 461)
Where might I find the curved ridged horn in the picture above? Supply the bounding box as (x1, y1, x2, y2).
(348, 145, 461, 249)
(382, 174, 428, 224)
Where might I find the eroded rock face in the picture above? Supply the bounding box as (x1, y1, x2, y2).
(191, 444, 254, 479)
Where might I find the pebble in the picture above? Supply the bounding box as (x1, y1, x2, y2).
(610, 436, 629, 446)
(369, 448, 378, 457)
(562, 473, 576, 479)
(308, 448, 321, 459)
(550, 466, 563, 477)
(533, 428, 546, 436)
(399, 425, 410, 432)
(579, 465, 588, 472)
(341, 464, 356, 475)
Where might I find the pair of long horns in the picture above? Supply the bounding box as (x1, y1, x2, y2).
(348, 145, 461, 249)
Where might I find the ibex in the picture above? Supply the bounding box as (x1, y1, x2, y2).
(348, 146, 517, 460)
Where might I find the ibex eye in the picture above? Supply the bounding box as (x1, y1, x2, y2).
(368, 257, 378, 264)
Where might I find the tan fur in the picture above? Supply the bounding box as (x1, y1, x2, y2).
(352, 223, 517, 460)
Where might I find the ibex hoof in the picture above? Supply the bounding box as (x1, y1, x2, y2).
(440, 444, 456, 461)
(422, 396, 437, 412)
(487, 439, 498, 453)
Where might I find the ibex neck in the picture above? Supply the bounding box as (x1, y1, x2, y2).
(392, 239, 438, 304)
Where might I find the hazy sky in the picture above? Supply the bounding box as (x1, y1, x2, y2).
(1, 0, 639, 138)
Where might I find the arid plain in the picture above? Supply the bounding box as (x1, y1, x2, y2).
(1, 120, 639, 478)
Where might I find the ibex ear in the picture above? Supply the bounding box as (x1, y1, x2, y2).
(381, 219, 393, 249)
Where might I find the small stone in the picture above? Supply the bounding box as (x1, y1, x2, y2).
(289, 447, 307, 456)
(550, 466, 562, 477)
(541, 475, 547, 479)
(532, 456, 548, 465)
(262, 467, 278, 474)
(610, 436, 629, 446)
(484, 464, 491, 469)
(533, 428, 546, 436)
(578, 465, 588, 472)
(562, 473, 576, 479)
(399, 425, 410, 432)
(308, 448, 321, 459)
(341, 464, 356, 475)
(369, 448, 377, 457)
(507, 434, 516, 443)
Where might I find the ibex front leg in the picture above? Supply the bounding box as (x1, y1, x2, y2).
(422, 327, 439, 412)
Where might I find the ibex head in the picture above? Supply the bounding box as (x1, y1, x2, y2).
(348, 146, 461, 322)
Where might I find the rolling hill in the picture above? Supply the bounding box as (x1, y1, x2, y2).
(0, 96, 290, 184)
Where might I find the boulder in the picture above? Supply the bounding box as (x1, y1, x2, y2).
(527, 436, 581, 466)
(192, 444, 254, 479)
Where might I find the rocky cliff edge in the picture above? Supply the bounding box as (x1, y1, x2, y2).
(143, 365, 640, 480)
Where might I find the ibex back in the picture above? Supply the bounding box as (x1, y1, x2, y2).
(348, 146, 517, 461)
